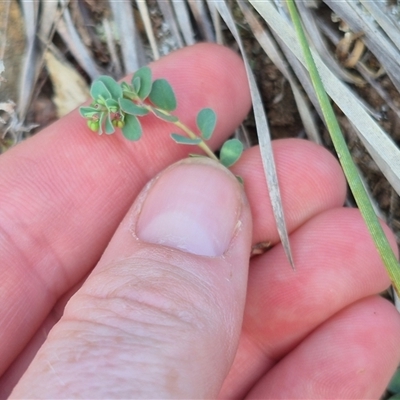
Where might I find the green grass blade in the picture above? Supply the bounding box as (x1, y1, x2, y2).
(286, 0, 400, 293)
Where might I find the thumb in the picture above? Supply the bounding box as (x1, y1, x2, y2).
(11, 157, 252, 399)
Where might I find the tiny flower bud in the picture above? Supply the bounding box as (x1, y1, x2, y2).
(87, 120, 99, 132)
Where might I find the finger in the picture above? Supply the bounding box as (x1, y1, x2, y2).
(231, 138, 347, 244)
(0, 43, 251, 376)
(246, 296, 400, 399)
(220, 207, 397, 398)
(11, 158, 252, 398)
(1, 137, 346, 387)
(0, 279, 83, 398)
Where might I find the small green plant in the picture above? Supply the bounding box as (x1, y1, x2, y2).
(79, 67, 243, 168)
(387, 368, 400, 399)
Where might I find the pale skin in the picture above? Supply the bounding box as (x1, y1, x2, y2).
(1, 43, 400, 399)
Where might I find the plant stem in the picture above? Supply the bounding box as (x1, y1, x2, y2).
(287, 0, 400, 294)
(172, 120, 219, 161)
(124, 91, 220, 162)
(143, 104, 220, 162)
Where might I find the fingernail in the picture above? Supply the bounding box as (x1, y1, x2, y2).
(136, 158, 243, 257)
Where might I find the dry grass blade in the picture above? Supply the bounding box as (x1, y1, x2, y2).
(238, 0, 321, 144)
(325, 0, 400, 93)
(296, 1, 364, 86)
(273, 30, 324, 127)
(360, 0, 400, 52)
(109, 0, 143, 73)
(37, 1, 58, 42)
(273, 6, 393, 134)
(187, 0, 215, 42)
(56, 2, 101, 80)
(0, 0, 10, 62)
(156, 0, 184, 49)
(207, 2, 223, 44)
(356, 63, 400, 121)
(250, 0, 400, 197)
(18, 1, 39, 123)
(136, 0, 160, 60)
(210, 0, 295, 269)
(316, 18, 400, 121)
(170, 0, 195, 46)
(102, 18, 123, 77)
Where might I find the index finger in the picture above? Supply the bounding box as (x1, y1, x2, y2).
(0, 43, 251, 376)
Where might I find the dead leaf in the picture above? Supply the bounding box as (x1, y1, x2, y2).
(44, 50, 89, 117)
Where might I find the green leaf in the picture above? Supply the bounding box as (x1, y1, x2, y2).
(132, 66, 152, 100)
(170, 133, 201, 145)
(97, 112, 106, 135)
(189, 153, 207, 158)
(219, 138, 243, 167)
(197, 108, 216, 140)
(122, 114, 142, 141)
(189, 153, 210, 158)
(132, 76, 141, 94)
(119, 98, 149, 116)
(105, 98, 119, 112)
(236, 175, 244, 185)
(152, 108, 178, 122)
(388, 395, 400, 400)
(388, 369, 400, 393)
(120, 81, 131, 92)
(149, 79, 177, 111)
(90, 80, 111, 102)
(120, 83, 136, 100)
(79, 106, 99, 118)
(96, 76, 123, 100)
(105, 114, 115, 135)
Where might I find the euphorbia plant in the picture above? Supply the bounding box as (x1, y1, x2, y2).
(80, 67, 243, 168)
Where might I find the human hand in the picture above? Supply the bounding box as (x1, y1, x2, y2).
(1, 43, 400, 399)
